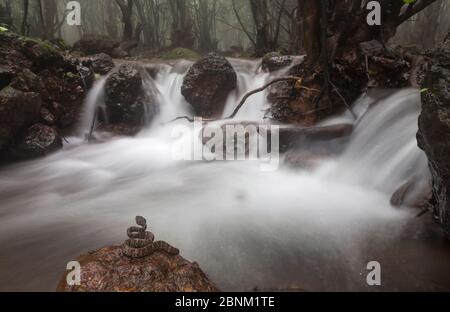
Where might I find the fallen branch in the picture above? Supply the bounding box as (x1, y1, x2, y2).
(227, 76, 306, 119)
(164, 76, 307, 125)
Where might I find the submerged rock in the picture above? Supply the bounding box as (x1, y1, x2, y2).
(181, 53, 237, 118)
(417, 32, 450, 239)
(57, 217, 218, 292)
(277, 124, 354, 152)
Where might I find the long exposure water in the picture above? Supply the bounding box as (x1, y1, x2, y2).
(0, 59, 449, 292)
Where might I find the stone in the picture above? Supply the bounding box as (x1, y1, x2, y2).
(0, 87, 41, 151)
(104, 64, 158, 128)
(86, 53, 115, 75)
(181, 53, 237, 118)
(57, 217, 219, 292)
(15, 123, 62, 158)
(262, 52, 294, 72)
(417, 32, 450, 239)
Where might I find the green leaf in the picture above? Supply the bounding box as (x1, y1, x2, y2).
(403, 0, 416, 4)
(420, 88, 429, 93)
(0, 26, 8, 33)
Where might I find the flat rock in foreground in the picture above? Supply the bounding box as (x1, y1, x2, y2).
(57, 246, 219, 292)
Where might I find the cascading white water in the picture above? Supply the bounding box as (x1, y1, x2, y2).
(0, 59, 449, 292)
(77, 76, 107, 138)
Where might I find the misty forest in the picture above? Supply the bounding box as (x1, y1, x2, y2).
(0, 0, 450, 292)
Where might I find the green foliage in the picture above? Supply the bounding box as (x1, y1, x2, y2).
(403, 0, 416, 4)
(160, 48, 200, 61)
(0, 26, 8, 33)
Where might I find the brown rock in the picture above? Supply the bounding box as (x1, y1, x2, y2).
(181, 53, 237, 118)
(0, 86, 41, 151)
(56, 246, 219, 292)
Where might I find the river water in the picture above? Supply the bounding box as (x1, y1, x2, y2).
(0, 58, 449, 292)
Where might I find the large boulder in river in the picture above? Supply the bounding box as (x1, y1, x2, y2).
(417, 32, 450, 239)
(56, 245, 219, 292)
(181, 53, 237, 118)
(57, 216, 218, 292)
(104, 64, 158, 132)
(0, 86, 41, 151)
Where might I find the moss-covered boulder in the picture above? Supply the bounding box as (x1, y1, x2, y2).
(0, 31, 87, 162)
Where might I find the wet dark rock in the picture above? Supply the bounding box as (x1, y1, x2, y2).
(262, 52, 294, 72)
(267, 45, 411, 126)
(40, 107, 56, 125)
(9, 69, 45, 93)
(104, 64, 158, 129)
(0, 64, 15, 89)
(181, 53, 237, 118)
(390, 178, 432, 209)
(391, 179, 417, 208)
(0, 31, 86, 162)
(0, 86, 41, 151)
(15, 123, 62, 158)
(19, 37, 64, 70)
(85, 53, 115, 75)
(78, 65, 95, 89)
(417, 32, 450, 239)
(73, 35, 120, 56)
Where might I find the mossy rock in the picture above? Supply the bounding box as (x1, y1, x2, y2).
(19, 37, 63, 63)
(160, 48, 200, 61)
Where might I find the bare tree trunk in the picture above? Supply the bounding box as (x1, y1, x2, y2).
(168, 0, 194, 48)
(299, 0, 321, 67)
(105, 0, 119, 39)
(115, 0, 135, 41)
(21, 0, 30, 35)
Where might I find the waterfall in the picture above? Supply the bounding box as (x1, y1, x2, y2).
(77, 76, 107, 138)
(0, 59, 448, 292)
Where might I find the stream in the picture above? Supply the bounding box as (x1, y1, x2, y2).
(0, 58, 449, 292)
